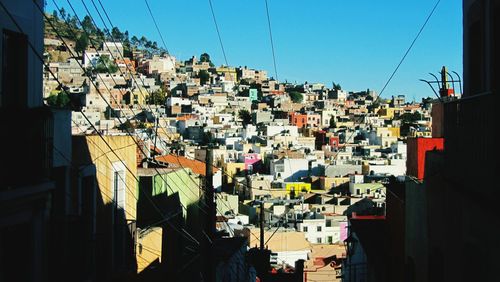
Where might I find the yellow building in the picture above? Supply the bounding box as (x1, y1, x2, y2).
(216, 66, 237, 81)
(131, 88, 147, 105)
(72, 134, 138, 278)
(285, 182, 312, 194)
(223, 162, 246, 184)
(386, 127, 401, 138)
(136, 226, 163, 273)
(320, 177, 350, 191)
(377, 107, 403, 119)
(376, 127, 400, 138)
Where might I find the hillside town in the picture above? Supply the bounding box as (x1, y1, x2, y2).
(40, 10, 436, 281)
(1, 1, 497, 282)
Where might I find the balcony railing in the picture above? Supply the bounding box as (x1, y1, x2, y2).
(443, 92, 496, 188)
(0, 106, 54, 190)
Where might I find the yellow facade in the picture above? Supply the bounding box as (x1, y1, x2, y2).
(251, 188, 288, 200)
(136, 227, 162, 273)
(84, 135, 138, 221)
(377, 107, 402, 119)
(387, 127, 400, 138)
(132, 88, 146, 105)
(285, 182, 311, 194)
(376, 127, 400, 138)
(320, 177, 350, 190)
(157, 126, 181, 142)
(412, 130, 432, 138)
(224, 162, 246, 184)
(216, 66, 237, 81)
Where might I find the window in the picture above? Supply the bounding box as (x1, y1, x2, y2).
(367, 189, 371, 194)
(317, 226, 322, 232)
(317, 238, 322, 243)
(303, 226, 308, 232)
(111, 162, 126, 213)
(326, 220, 332, 227)
(113, 171, 126, 210)
(2, 30, 27, 108)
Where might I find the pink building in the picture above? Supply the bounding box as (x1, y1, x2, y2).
(243, 153, 262, 172)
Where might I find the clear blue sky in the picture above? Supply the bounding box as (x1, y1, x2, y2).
(47, 0, 462, 101)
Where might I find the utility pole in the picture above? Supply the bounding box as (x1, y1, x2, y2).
(203, 146, 216, 282)
(260, 201, 265, 250)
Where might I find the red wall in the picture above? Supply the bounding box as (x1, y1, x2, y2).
(289, 112, 307, 128)
(407, 138, 444, 180)
(329, 136, 340, 148)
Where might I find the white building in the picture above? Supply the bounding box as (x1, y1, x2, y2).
(83, 51, 112, 68)
(297, 213, 347, 244)
(270, 158, 310, 181)
(142, 55, 176, 75)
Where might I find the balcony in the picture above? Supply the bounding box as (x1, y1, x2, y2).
(0, 106, 54, 190)
(443, 92, 496, 189)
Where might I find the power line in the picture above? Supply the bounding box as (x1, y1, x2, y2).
(378, 0, 441, 100)
(51, 1, 212, 223)
(207, 0, 228, 66)
(31, 1, 203, 245)
(68, 1, 238, 240)
(83, 2, 244, 242)
(264, 0, 278, 81)
(84, 0, 211, 203)
(332, 0, 441, 161)
(143, 0, 171, 55)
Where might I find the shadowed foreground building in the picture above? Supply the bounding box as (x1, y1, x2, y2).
(404, 0, 500, 281)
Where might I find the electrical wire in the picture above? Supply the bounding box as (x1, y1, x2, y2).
(30, 0, 202, 246)
(331, 0, 441, 161)
(143, 0, 171, 55)
(207, 0, 229, 66)
(264, 0, 278, 81)
(48, 1, 211, 223)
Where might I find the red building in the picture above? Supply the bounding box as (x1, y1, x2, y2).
(329, 136, 340, 148)
(289, 112, 321, 128)
(289, 112, 307, 128)
(406, 137, 444, 180)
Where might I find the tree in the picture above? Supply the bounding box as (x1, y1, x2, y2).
(198, 70, 210, 86)
(140, 36, 148, 48)
(46, 91, 70, 108)
(94, 55, 118, 73)
(96, 28, 105, 43)
(111, 27, 123, 41)
(329, 116, 337, 129)
(69, 15, 79, 30)
(75, 34, 89, 54)
(59, 8, 66, 22)
(399, 112, 421, 123)
(148, 89, 166, 105)
(131, 35, 139, 48)
(200, 53, 211, 63)
(81, 15, 96, 34)
(332, 82, 342, 91)
(52, 10, 59, 20)
(289, 91, 303, 103)
(238, 109, 252, 127)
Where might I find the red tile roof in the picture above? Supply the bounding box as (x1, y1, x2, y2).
(154, 154, 218, 176)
